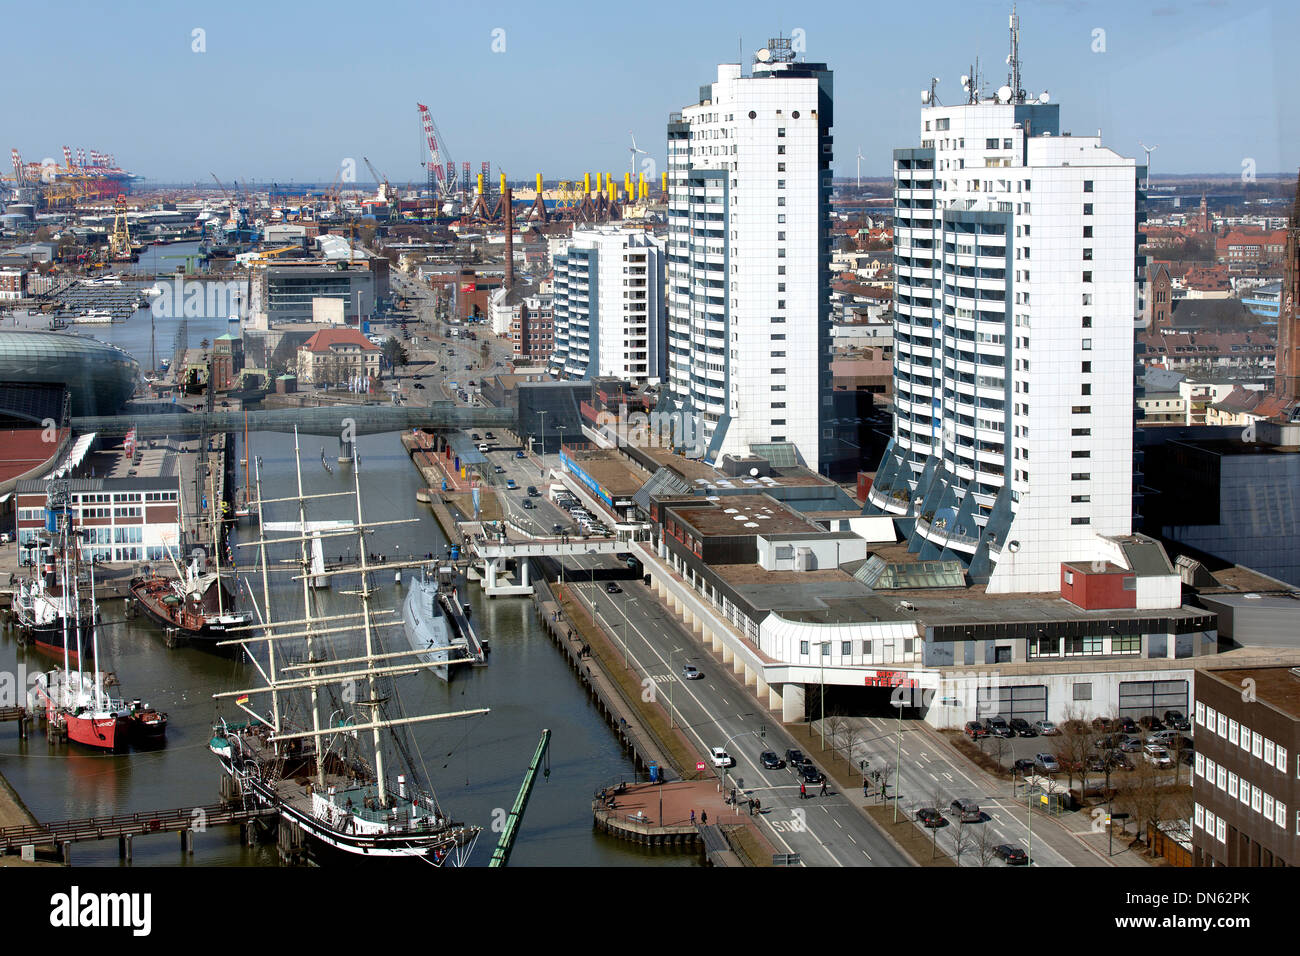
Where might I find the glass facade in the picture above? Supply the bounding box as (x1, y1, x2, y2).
(0, 330, 139, 416)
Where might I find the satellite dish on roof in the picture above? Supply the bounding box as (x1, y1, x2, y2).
(921, 89, 931, 104)
(756, 48, 771, 62)
(997, 85, 1013, 103)
(960, 75, 970, 89)
(1039, 91, 1050, 103)
(750, 467, 759, 477)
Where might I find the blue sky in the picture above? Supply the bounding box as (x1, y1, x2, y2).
(7, 0, 1297, 183)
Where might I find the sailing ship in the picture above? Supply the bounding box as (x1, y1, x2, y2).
(209, 429, 487, 863)
(129, 554, 251, 643)
(400, 565, 486, 682)
(22, 484, 165, 750)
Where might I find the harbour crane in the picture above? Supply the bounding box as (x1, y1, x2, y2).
(416, 102, 457, 200)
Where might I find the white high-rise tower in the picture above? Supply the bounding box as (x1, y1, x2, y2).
(665, 38, 834, 471)
(866, 11, 1145, 593)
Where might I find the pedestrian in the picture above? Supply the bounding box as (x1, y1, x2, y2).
(690, 809, 695, 825)
(700, 810, 707, 825)
(800, 781, 806, 800)
(863, 780, 869, 798)
(819, 780, 828, 797)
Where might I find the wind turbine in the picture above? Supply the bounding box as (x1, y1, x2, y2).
(1139, 142, 1158, 192)
(628, 131, 648, 176)
(856, 148, 865, 189)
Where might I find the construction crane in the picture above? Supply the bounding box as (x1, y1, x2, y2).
(416, 102, 456, 200)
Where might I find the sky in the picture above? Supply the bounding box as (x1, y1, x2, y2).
(5, 0, 1298, 185)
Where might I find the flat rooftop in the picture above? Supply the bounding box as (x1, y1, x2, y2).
(1201, 665, 1300, 720)
(634, 443, 832, 488)
(669, 495, 830, 538)
(563, 447, 648, 498)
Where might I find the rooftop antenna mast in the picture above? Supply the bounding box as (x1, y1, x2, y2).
(1139, 142, 1158, 192)
(1008, 5, 1024, 103)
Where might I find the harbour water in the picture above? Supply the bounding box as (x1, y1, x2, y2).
(0, 254, 690, 866)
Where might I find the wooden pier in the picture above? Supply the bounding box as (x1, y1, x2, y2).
(0, 802, 278, 863)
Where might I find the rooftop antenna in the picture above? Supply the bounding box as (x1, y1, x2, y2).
(856, 148, 865, 188)
(1008, 4, 1024, 103)
(1139, 142, 1158, 191)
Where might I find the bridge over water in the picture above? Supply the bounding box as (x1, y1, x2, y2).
(72, 402, 517, 438)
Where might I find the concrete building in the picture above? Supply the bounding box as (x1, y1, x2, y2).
(14, 476, 181, 565)
(865, 19, 1144, 594)
(665, 38, 834, 472)
(1192, 666, 1299, 866)
(549, 226, 666, 384)
(247, 262, 377, 329)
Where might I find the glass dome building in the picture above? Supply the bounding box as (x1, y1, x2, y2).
(0, 330, 139, 417)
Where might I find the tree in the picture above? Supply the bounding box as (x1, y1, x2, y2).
(1055, 707, 1095, 798)
(950, 818, 976, 866)
(380, 336, 407, 372)
(1113, 758, 1169, 856)
(975, 822, 1002, 867)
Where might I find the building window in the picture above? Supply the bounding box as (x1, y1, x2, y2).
(1083, 203, 1093, 215)
(1070, 516, 1091, 525)
(1073, 682, 1092, 700)
(800, 641, 809, 655)
(1083, 180, 1094, 192)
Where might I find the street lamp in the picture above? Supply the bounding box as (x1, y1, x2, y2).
(815, 640, 830, 751)
(892, 697, 905, 822)
(537, 410, 547, 477)
(669, 645, 684, 729)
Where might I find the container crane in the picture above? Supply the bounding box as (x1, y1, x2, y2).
(416, 102, 457, 201)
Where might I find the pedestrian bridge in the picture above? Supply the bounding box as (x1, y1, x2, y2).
(72, 402, 517, 438)
(468, 537, 628, 597)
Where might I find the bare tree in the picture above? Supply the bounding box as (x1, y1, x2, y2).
(950, 818, 976, 866)
(1114, 758, 1166, 857)
(975, 822, 1002, 868)
(1055, 707, 1094, 799)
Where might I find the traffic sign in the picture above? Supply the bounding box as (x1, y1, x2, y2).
(696, 761, 706, 772)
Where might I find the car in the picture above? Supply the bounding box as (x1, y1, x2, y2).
(511, 449, 524, 459)
(468, 380, 477, 387)
(950, 798, 981, 823)
(964, 720, 989, 740)
(985, 716, 1014, 738)
(493, 465, 505, 474)
(478, 443, 489, 452)
(799, 764, 826, 785)
(710, 747, 735, 768)
(785, 749, 808, 769)
(1013, 758, 1036, 775)
(760, 751, 785, 770)
(526, 486, 540, 497)
(413, 383, 425, 389)
(1117, 717, 1138, 734)
(1138, 715, 1166, 733)
(1033, 720, 1060, 736)
(682, 665, 703, 681)
(1092, 717, 1116, 733)
(1146, 730, 1183, 747)
(994, 844, 1029, 866)
(1009, 718, 1037, 737)
(604, 583, 622, 594)
(485, 432, 496, 440)
(521, 499, 535, 510)
(1106, 752, 1135, 771)
(1119, 734, 1143, 753)
(464, 363, 472, 370)
(1086, 753, 1110, 773)
(552, 524, 565, 534)
(916, 807, 946, 828)
(1034, 753, 1060, 774)
(504, 479, 517, 490)
(1163, 710, 1191, 732)
(1143, 745, 1172, 768)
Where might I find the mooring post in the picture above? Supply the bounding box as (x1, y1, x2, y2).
(119, 834, 132, 860)
(180, 828, 194, 855)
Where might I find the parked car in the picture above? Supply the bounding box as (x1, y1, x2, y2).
(470, 433, 481, 441)
(994, 844, 1029, 866)
(710, 747, 735, 768)
(916, 808, 946, 828)
(1117, 717, 1139, 734)
(985, 716, 1014, 738)
(1106, 752, 1135, 771)
(484, 432, 496, 440)
(950, 798, 981, 823)
(964, 720, 989, 740)
(1094, 734, 1121, 751)
(1138, 715, 1167, 733)
(1033, 720, 1060, 736)
(552, 523, 565, 534)
(1092, 717, 1116, 733)
(760, 751, 785, 770)
(1034, 753, 1060, 774)
(1163, 710, 1191, 732)
(1086, 753, 1110, 773)
(478, 443, 490, 452)
(1143, 745, 1172, 768)
(1013, 758, 1036, 775)
(785, 749, 808, 770)
(1119, 734, 1143, 753)
(1009, 718, 1037, 737)
(1146, 730, 1183, 747)
(682, 665, 703, 681)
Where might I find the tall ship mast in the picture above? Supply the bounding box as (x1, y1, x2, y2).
(209, 429, 487, 863)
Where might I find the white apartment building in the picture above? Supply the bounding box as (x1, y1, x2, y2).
(549, 227, 665, 383)
(665, 38, 834, 472)
(866, 21, 1146, 593)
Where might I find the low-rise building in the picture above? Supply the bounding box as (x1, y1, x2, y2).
(14, 476, 181, 565)
(295, 327, 380, 387)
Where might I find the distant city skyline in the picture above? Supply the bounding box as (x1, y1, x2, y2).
(7, 0, 1298, 183)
